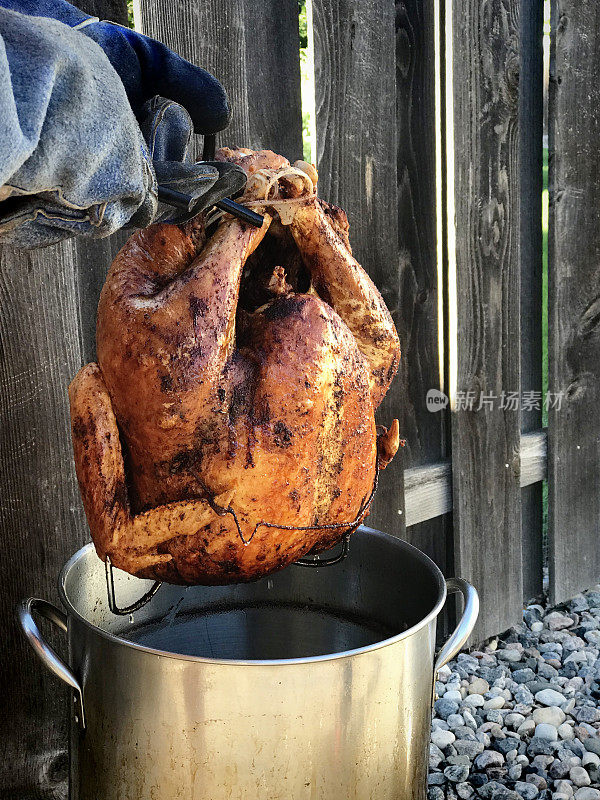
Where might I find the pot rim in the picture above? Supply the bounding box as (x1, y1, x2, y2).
(58, 528, 447, 666)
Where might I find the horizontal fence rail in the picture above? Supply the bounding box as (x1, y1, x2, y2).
(404, 430, 548, 528)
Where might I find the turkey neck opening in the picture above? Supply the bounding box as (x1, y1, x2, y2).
(237, 221, 311, 321)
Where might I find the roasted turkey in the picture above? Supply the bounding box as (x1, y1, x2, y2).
(69, 148, 401, 584)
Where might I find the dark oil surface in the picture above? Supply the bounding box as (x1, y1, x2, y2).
(122, 601, 402, 660)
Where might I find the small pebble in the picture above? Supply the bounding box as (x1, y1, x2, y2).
(533, 706, 566, 727)
(505, 712, 526, 729)
(453, 740, 484, 759)
(528, 736, 555, 756)
(474, 750, 504, 770)
(456, 782, 473, 799)
(517, 718, 536, 736)
(545, 612, 575, 631)
(535, 723, 558, 741)
(463, 693, 484, 708)
(431, 728, 456, 749)
(427, 772, 445, 786)
(462, 709, 478, 730)
(570, 766, 591, 787)
(555, 780, 574, 797)
(574, 790, 600, 800)
(483, 696, 505, 710)
(444, 764, 469, 783)
(515, 781, 539, 800)
(434, 698, 459, 719)
(468, 677, 489, 694)
(574, 706, 600, 724)
(526, 773, 547, 790)
(515, 688, 535, 707)
(498, 649, 522, 662)
(536, 688, 566, 706)
(582, 751, 600, 768)
(486, 709, 503, 725)
(513, 669, 537, 684)
(446, 713, 463, 730)
(427, 789, 444, 800)
(584, 737, 600, 756)
(531, 621, 543, 633)
(558, 722, 575, 740)
(562, 697, 577, 715)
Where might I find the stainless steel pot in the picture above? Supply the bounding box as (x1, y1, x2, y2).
(18, 526, 478, 800)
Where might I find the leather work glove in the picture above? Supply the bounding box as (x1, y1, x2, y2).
(0, 0, 245, 248)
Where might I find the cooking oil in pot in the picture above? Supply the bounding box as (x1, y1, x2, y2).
(122, 600, 402, 660)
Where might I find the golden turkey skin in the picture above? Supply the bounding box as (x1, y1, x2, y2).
(69, 149, 401, 584)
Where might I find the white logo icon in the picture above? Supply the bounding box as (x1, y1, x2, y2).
(426, 389, 449, 412)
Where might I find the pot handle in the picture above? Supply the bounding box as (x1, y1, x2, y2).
(432, 578, 479, 700)
(17, 598, 85, 729)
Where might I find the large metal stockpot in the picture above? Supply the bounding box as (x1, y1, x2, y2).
(19, 526, 478, 800)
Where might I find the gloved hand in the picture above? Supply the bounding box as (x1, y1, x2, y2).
(0, 1, 245, 248)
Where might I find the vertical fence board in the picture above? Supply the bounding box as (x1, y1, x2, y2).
(136, 0, 303, 160)
(548, 0, 600, 603)
(313, 0, 405, 538)
(74, 0, 130, 364)
(450, 0, 522, 641)
(520, 1, 544, 601)
(395, 1, 451, 575)
(242, 1, 304, 160)
(0, 245, 86, 798)
(0, 4, 127, 796)
(74, 234, 128, 363)
(77, 0, 128, 25)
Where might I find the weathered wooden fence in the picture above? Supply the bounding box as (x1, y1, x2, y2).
(2, 0, 600, 795)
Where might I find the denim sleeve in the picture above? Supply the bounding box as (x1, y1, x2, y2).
(0, 6, 156, 248)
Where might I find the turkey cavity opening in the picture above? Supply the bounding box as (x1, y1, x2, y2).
(237, 222, 311, 314)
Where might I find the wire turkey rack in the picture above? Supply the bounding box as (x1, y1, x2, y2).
(105, 457, 380, 615)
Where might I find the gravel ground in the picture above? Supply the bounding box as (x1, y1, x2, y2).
(429, 586, 600, 800)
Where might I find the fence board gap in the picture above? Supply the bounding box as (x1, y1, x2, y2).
(520, 0, 544, 601)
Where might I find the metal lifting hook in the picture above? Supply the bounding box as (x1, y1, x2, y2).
(157, 134, 265, 228)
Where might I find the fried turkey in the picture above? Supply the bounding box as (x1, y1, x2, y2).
(69, 149, 401, 584)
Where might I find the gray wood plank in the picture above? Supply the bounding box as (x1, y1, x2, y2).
(520, 0, 544, 601)
(0, 3, 128, 796)
(405, 460, 452, 526)
(242, 0, 304, 161)
(77, 0, 128, 25)
(313, 0, 405, 538)
(0, 243, 86, 798)
(136, 0, 303, 160)
(394, 0, 452, 575)
(449, 0, 523, 641)
(74, 234, 128, 363)
(548, 0, 600, 603)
